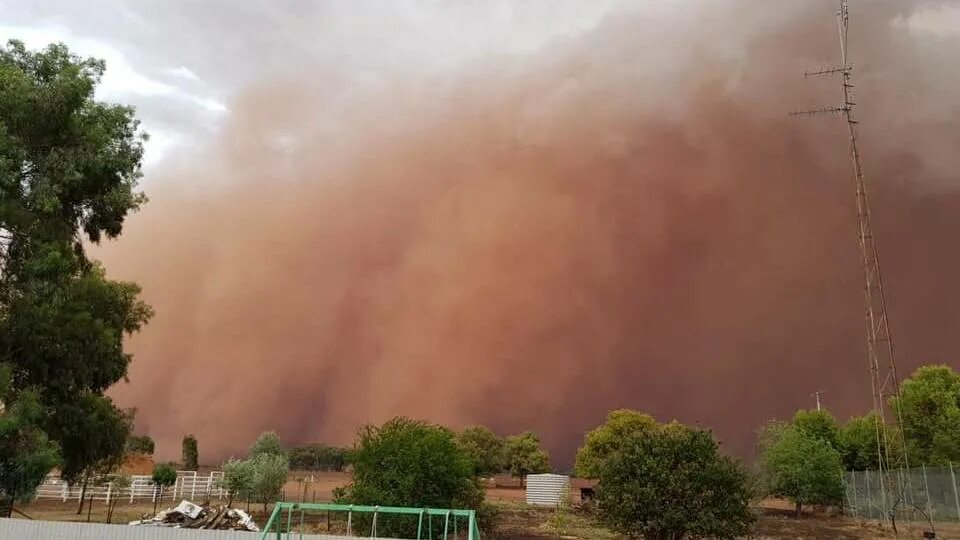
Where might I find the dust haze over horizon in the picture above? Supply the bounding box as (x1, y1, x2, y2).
(31, 0, 958, 464)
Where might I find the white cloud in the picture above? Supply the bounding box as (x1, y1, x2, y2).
(188, 95, 229, 114)
(141, 128, 180, 170)
(0, 25, 226, 109)
(0, 24, 174, 98)
(0, 24, 228, 168)
(893, 5, 960, 36)
(167, 65, 201, 83)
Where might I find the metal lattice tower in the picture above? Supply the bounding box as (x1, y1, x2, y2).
(792, 0, 909, 525)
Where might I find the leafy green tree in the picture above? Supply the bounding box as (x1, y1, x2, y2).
(457, 426, 506, 477)
(0, 41, 146, 253)
(249, 431, 285, 459)
(287, 444, 348, 471)
(575, 409, 657, 478)
(504, 431, 550, 485)
(249, 453, 289, 515)
(221, 431, 293, 514)
(891, 364, 960, 465)
(759, 422, 844, 516)
(792, 409, 841, 449)
(151, 463, 177, 513)
(580, 412, 754, 540)
(839, 414, 880, 471)
(0, 39, 150, 385)
(182, 434, 199, 471)
(0, 365, 59, 515)
(0, 39, 151, 506)
(338, 417, 483, 537)
(3, 263, 151, 418)
(53, 394, 131, 514)
(126, 435, 155, 455)
(838, 412, 903, 471)
(221, 458, 255, 507)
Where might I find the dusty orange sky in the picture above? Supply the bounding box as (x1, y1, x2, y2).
(95, 0, 960, 465)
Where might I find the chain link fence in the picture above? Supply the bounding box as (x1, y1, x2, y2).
(845, 465, 960, 527)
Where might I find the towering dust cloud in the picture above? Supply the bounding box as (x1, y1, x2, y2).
(99, 0, 960, 462)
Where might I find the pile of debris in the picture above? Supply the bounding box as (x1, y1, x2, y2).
(129, 500, 259, 532)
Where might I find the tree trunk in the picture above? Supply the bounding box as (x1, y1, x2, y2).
(86, 494, 94, 522)
(76, 474, 89, 515)
(647, 530, 672, 540)
(795, 501, 802, 518)
(0, 496, 13, 518)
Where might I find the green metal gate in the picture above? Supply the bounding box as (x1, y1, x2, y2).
(259, 502, 480, 540)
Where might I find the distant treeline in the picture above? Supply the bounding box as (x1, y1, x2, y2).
(287, 444, 351, 471)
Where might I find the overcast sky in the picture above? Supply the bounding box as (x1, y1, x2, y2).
(0, 1, 641, 170)
(2, 1, 957, 172)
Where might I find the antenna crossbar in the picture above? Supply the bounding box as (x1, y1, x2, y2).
(804, 65, 852, 77)
(789, 106, 850, 117)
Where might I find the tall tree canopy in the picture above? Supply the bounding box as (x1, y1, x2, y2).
(891, 364, 960, 465)
(126, 435, 155, 455)
(575, 409, 657, 478)
(249, 431, 285, 459)
(0, 40, 146, 257)
(56, 394, 131, 484)
(758, 421, 844, 516)
(792, 409, 840, 450)
(343, 417, 483, 509)
(220, 458, 254, 506)
(579, 410, 754, 540)
(0, 39, 152, 502)
(182, 434, 199, 471)
(457, 425, 506, 478)
(287, 444, 349, 471)
(504, 431, 550, 484)
(338, 417, 483, 537)
(0, 365, 59, 513)
(221, 431, 290, 513)
(838, 412, 903, 471)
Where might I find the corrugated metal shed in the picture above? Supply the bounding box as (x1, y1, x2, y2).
(525, 473, 570, 507)
(0, 519, 351, 540)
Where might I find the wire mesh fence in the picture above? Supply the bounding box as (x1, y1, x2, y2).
(845, 465, 960, 527)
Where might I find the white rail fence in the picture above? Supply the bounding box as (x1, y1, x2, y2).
(35, 471, 225, 505)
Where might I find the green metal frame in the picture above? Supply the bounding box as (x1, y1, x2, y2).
(258, 502, 481, 540)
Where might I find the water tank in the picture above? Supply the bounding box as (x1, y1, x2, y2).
(525, 473, 570, 507)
